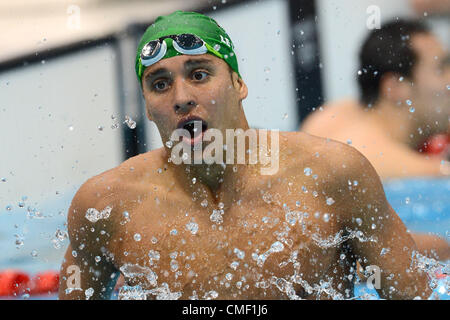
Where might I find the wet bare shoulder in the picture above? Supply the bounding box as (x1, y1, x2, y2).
(279, 131, 385, 212)
(279, 131, 367, 177)
(66, 148, 168, 241)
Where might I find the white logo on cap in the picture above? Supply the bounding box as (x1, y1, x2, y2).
(219, 35, 231, 48)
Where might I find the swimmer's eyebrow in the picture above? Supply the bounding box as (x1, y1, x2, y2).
(184, 58, 216, 70)
(144, 68, 171, 84)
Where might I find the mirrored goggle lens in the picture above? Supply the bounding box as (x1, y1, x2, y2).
(175, 34, 204, 50)
(141, 40, 161, 60)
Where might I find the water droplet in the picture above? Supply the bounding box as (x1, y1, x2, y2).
(405, 197, 410, 205)
(406, 99, 412, 106)
(151, 236, 158, 244)
(1, 177, 6, 182)
(409, 107, 415, 113)
(304, 167, 312, 176)
(340, 254, 346, 260)
(68, 125, 74, 131)
(134, 233, 142, 241)
(270, 241, 284, 252)
(346, 139, 352, 145)
(95, 255, 101, 262)
(191, 177, 196, 184)
(165, 140, 173, 148)
(210, 209, 223, 224)
(203, 290, 218, 299)
(148, 250, 160, 264)
(326, 198, 335, 206)
(282, 113, 288, 120)
(323, 213, 330, 222)
(234, 248, 245, 260)
(185, 221, 199, 235)
(124, 115, 136, 129)
(213, 44, 221, 51)
(85, 288, 94, 300)
(356, 218, 362, 226)
(201, 199, 208, 207)
(399, 76, 404, 82)
(31, 250, 38, 257)
(170, 229, 178, 236)
(170, 260, 179, 272)
(371, 223, 376, 230)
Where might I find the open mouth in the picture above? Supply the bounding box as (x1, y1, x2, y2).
(177, 117, 208, 146)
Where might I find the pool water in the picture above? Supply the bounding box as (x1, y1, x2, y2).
(0, 178, 448, 299)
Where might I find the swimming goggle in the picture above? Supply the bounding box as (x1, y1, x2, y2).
(139, 33, 223, 68)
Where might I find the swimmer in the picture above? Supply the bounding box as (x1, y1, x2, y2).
(301, 19, 450, 179)
(59, 11, 432, 300)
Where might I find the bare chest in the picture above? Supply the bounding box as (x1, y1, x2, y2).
(108, 188, 353, 299)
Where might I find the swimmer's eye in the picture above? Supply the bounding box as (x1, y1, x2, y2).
(191, 70, 209, 82)
(152, 79, 170, 92)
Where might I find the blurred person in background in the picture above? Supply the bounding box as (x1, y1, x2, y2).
(301, 19, 449, 179)
(411, 0, 450, 15)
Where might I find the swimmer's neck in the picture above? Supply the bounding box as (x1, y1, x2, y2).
(173, 161, 251, 206)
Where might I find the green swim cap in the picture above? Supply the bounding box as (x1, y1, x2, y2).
(135, 10, 241, 85)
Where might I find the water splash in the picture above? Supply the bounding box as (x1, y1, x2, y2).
(120, 263, 158, 287)
(85, 206, 112, 223)
(311, 228, 377, 249)
(256, 241, 284, 267)
(118, 285, 147, 300)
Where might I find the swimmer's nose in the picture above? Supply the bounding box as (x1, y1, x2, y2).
(173, 79, 197, 114)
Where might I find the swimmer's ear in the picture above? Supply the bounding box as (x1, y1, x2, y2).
(231, 72, 248, 101)
(379, 72, 413, 105)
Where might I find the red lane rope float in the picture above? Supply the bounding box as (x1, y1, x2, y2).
(0, 270, 59, 297)
(418, 134, 450, 155)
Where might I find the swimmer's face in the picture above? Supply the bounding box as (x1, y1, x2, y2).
(409, 33, 449, 132)
(141, 54, 248, 146)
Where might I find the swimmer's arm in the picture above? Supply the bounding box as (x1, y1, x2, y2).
(58, 183, 119, 300)
(59, 244, 119, 300)
(339, 151, 432, 299)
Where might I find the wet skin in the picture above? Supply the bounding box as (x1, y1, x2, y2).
(59, 54, 431, 300)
